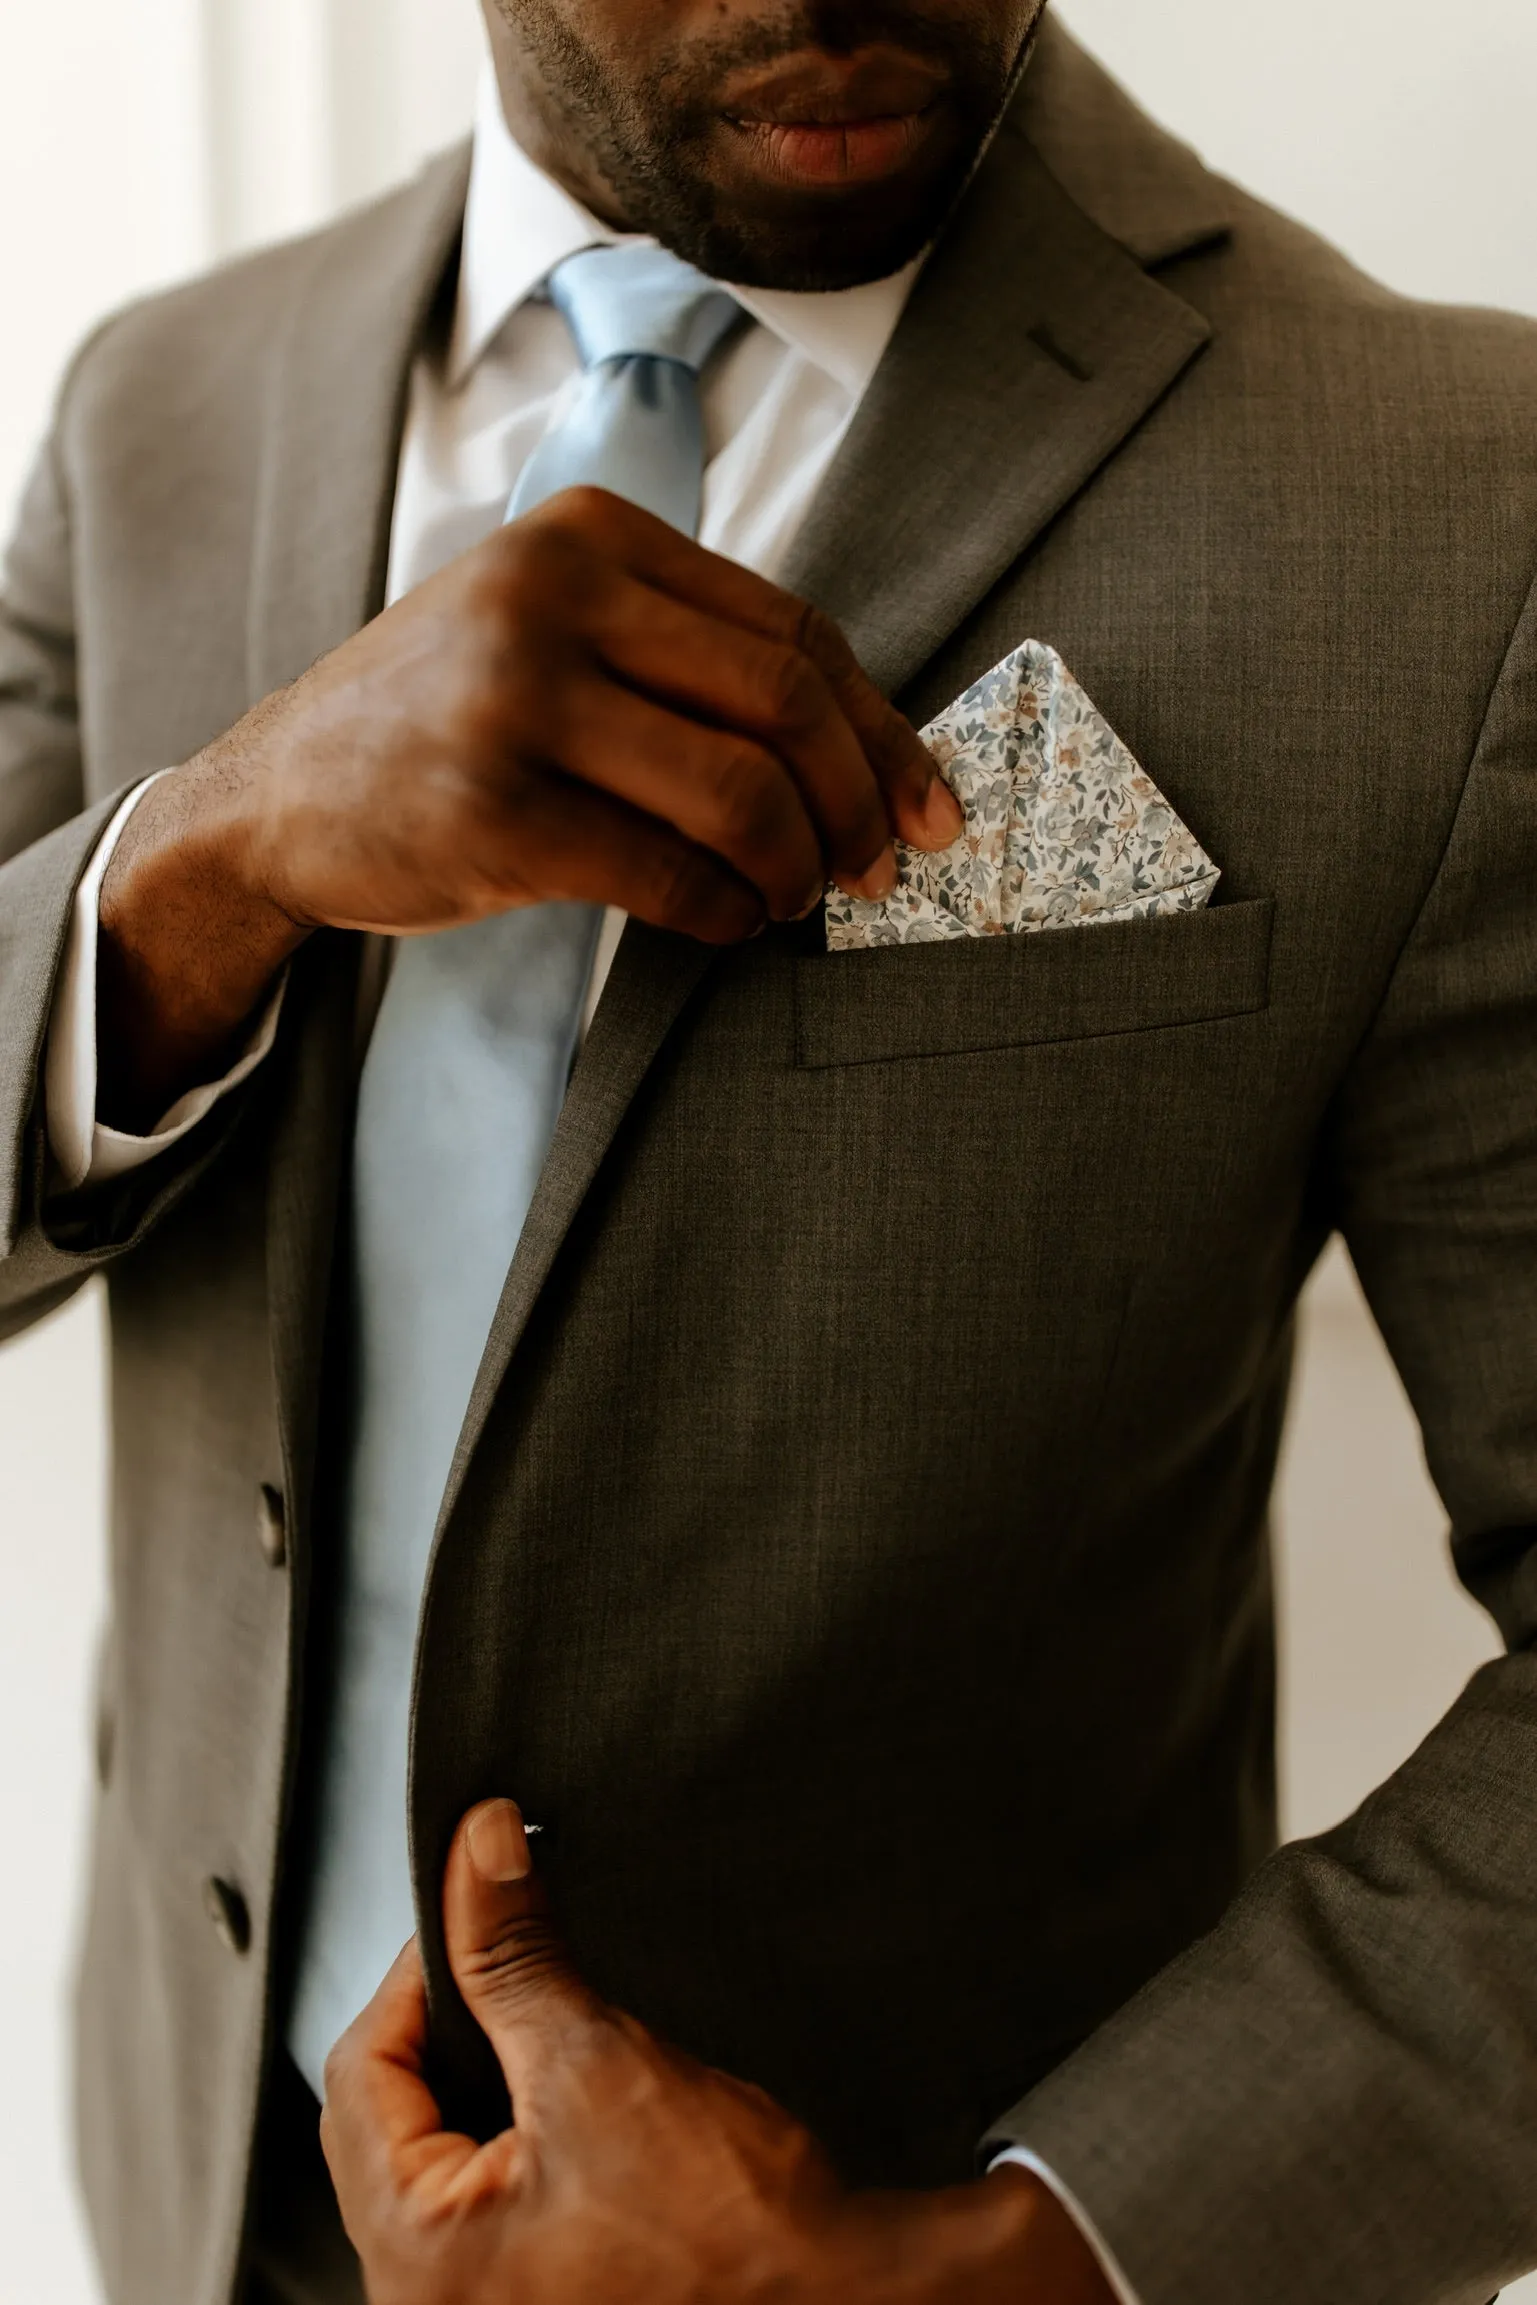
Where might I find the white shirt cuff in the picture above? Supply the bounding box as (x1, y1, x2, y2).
(987, 2145, 1143, 2305)
(44, 774, 287, 1193)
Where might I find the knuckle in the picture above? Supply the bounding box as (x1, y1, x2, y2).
(497, 498, 626, 599)
(707, 742, 791, 852)
(646, 848, 715, 933)
(493, 521, 586, 611)
(757, 644, 825, 731)
(462, 1917, 572, 2007)
(397, 2182, 453, 2244)
(535, 482, 628, 547)
(787, 597, 850, 677)
(642, 851, 759, 942)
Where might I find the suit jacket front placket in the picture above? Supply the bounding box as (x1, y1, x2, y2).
(401, 82, 1231, 2113)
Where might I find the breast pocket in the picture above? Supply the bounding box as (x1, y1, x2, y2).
(793, 897, 1275, 1068)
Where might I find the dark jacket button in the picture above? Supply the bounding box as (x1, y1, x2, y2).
(256, 1484, 288, 1568)
(203, 1877, 252, 1955)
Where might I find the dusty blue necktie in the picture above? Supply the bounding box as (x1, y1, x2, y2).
(288, 245, 741, 2094)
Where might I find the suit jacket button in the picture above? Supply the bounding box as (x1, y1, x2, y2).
(256, 1484, 287, 1568)
(203, 1876, 252, 1955)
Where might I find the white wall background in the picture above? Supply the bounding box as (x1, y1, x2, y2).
(0, 4, 1533, 2300)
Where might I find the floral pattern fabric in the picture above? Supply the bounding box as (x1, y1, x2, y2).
(825, 640, 1219, 949)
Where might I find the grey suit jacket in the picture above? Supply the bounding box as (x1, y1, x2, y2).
(4, 20, 1537, 2305)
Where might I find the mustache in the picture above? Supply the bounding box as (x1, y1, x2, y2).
(649, 1, 1012, 100)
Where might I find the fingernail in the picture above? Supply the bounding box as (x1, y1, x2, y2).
(849, 846, 898, 903)
(792, 886, 825, 921)
(466, 1799, 532, 1884)
(917, 776, 964, 848)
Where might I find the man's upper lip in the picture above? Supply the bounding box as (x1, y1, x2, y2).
(721, 49, 948, 126)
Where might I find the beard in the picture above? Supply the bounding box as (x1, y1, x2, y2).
(493, 0, 1033, 290)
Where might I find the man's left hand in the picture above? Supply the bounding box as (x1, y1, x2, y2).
(320, 1799, 1116, 2304)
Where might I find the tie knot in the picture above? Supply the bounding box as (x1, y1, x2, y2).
(549, 243, 741, 376)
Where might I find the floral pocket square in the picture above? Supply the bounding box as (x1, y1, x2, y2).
(825, 641, 1219, 950)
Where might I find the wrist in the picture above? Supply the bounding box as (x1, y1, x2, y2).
(97, 750, 307, 1130)
(830, 2166, 1117, 2305)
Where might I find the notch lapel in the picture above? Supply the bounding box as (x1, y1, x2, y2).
(777, 118, 1218, 699)
(256, 148, 469, 1558)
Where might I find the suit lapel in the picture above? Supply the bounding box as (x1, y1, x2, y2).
(263, 938, 362, 1562)
(247, 146, 471, 702)
(432, 39, 1230, 1518)
(776, 118, 1217, 699)
(257, 149, 468, 1557)
(435, 921, 714, 1518)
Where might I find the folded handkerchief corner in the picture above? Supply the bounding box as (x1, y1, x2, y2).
(826, 640, 1219, 951)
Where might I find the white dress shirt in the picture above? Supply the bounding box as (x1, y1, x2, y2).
(40, 73, 1140, 2305)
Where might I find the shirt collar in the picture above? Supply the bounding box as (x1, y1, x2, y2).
(448, 71, 924, 400)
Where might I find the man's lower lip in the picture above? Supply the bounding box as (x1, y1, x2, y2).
(726, 111, 934, 188)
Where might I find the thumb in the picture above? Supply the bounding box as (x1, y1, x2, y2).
(443, 1799, 608, 2100)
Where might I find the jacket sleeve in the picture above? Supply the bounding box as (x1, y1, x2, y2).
(980, 574, 1537, 2305)
(0, 420, 250, 1340)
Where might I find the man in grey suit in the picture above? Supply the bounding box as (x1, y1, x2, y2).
(4, 0, 1537, 2296)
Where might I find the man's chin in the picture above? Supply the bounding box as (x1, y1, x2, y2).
(661, 157, 969, 292)
(711, 218, 935, 294)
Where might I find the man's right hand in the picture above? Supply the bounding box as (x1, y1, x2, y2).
(96, 486, 961, 1130)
